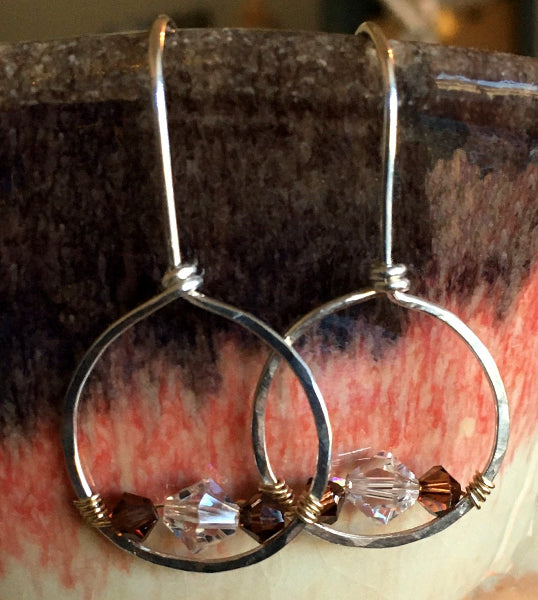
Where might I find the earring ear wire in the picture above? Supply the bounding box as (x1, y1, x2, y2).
(149, 16, 189, 284)
(252, 21, 509, 548)
(357, 21, 398, 269)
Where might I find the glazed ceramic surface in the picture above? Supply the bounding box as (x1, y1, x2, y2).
(0, 29, 536, 599)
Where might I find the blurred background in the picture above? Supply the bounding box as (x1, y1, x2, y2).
(0, 0, 536, 55)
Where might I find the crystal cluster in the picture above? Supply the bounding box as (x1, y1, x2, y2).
(334, 450, 462, 524)
(105, 453, 462, 552)
(106, 477, 294, 553)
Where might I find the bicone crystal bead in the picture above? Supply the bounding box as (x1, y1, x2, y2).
(345, 451, 420, 524)
(319, 479, 346, 524)
(239, 492, 289, 543)
(418, 465, 462, 515)
(305, 477, 346, 525)
(109, 492, 158, 541)
(163, 478, 240, 553)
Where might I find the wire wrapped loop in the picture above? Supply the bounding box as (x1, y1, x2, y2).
(466, 472, 495, 509)
(162, 261, 204, 291)
(258, 479, 296, 508)
(370, 262, 410, 293)
(295, 493, 324, 525)
(73, 494, 112, 528)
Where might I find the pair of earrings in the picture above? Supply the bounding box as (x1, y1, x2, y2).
(63, 17, 509, 572)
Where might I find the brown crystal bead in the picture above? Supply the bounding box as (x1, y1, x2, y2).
(306, 478, 346, 524)
(109, 492, 158, 541)
(418, 465, 462, 515)
(239, 492, 290, 543)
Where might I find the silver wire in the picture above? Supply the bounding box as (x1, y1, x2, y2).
(356, 22, 398, 267)
(149, 15, 182, 272)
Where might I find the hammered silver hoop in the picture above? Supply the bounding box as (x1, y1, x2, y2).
(252, 21, 509, 548)
(253, 287, 509, 547)
(63, 279, 332, 570)
(62, 15, 332, 572)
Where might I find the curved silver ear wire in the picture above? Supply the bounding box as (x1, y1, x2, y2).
(62, 14, 332, 571)
(358, 21, 410, 292)
(252, 22, 509, 547)
(358, 21, 398, 268)
(149, 16, 187, 283)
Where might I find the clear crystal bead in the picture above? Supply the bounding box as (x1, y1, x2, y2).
(163, 478, 239, 553)
(345, 451, 420, 524)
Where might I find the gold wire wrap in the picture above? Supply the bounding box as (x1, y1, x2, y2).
(258, 479, 295, 508)
(295, 493, 324, 525)
(466, 472, 495, 509)
(73, 494, 112, 528)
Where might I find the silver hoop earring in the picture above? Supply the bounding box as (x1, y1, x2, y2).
(62, 15, 331, 572)
(253, 21, 509, 548)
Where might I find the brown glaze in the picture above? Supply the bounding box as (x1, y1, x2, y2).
(0, 30, 536, 434)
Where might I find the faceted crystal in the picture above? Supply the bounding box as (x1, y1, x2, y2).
(163, 478, 239, 553)
(418, 465, 462, 515)
(305, 477, 346, 525)
(109, 492, 158, 541)
(345, 451, 420, 524)
(239, 493, 288, 543)
(331, 448, 372, 473)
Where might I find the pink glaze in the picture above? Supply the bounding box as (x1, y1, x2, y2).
(468, 574, 538, 599)
(0, 260, 536, 595)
